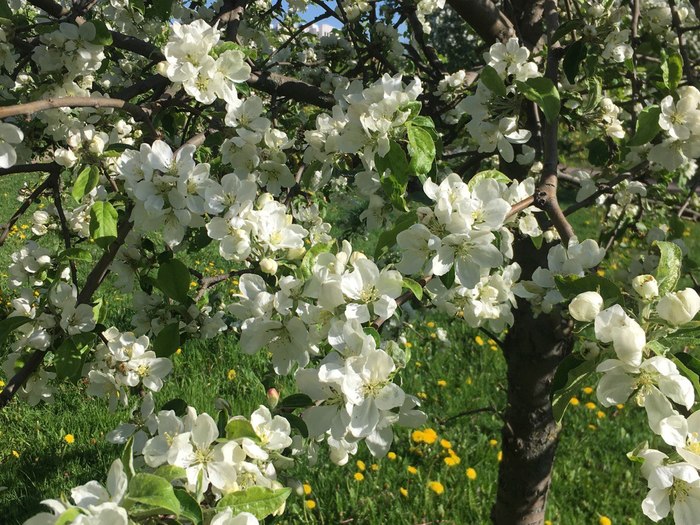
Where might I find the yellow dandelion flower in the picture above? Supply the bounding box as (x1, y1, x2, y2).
(582, 386, 593, 395)
(497, 451, 503, 462)
(227, 369, 237, 380)
(428, 481, 444, 495)
(12, 450, 20, 458)
(426, 321, 435, 328)
(588, 424, 597, 431)
(175, 347, 182, 355)
(489, 439, 498, 447)
(415, 361, 422, 367)
(466, 468, 477, 480)
(569, 397, 580, 406)
(599, 517, 612, 525)
(430, 332, 437, 339)
(466, 377, 473, 385)
(64, 434, 75, 444)
(417, 392, 428, 400)
(303, 483, 312, 495)
(407, 466, 418, 475)
(444, 455, 461, 467)
(596, 269, 605, 277)
(399, 487, 408, 497)
(597, 411, 606, 419)
(371, 464, 379, 471)
(305, 500, 317, 510)
(411, 430, 425, 443)
(475, 335, 484, 346)
(405, 341, 413, 348)
(440, 439, 452, 449)
(190, 281, 198, 288)
(616, 403, 624, 409)
(585, 402, 597, 410)
(437, 379, 447, 387)
(490, 345, 498, 352)
(356, 460, 366, 471)
(354, 472, 364, 481)
(545, 521, 553, 525)
(0, 379, 5, 388)
(387, 452, 397, 460)
(422, 428, 438, 444)
(488, 339, 496, 346)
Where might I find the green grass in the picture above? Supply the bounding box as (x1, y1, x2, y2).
(0, 174, 698, 524)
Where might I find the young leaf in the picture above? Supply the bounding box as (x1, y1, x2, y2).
(374, 211, 418, 258)
(277, 393, 313, 409)
(403, 278, 423, 301)
(563, 40, 587, 84)
(554, 274, 624, 306)
(226, 418, 259, 440)
(467, 169, 511, 189)
(479, 65, 506, 97)
(0, 316, 32, 347)
(407, 125, 436, 176)
(653, 240, 682, 296)
(628, 105, 661, 147)
(72, 165, 100, 202)
(125, 473, 181, 516)
(550, 355, 597, 423)
(153, 322, 180, 358)
(89, 201, 118, 249)
(662, 53, 683, 92)
(157, 259, 191, 303)
(54, 334, 95, 382)
(516, 78, 560, 123)
(89, 20, 113, 46)
(216, 487, 292, 520)
(174, 489, 202, 525)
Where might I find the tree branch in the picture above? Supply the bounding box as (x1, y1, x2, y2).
(446, 0, 515, 44)
(0, 97, 158, 141)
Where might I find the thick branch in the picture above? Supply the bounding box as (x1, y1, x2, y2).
(0, 97, 158, 141)
(214, 0, 250, 41)
(446, 0, 515, 44)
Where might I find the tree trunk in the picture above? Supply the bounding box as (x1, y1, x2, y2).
(491, 239, 573, 525)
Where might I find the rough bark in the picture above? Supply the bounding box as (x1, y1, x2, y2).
(446, 0, 515, 44)
(491, 241, 572, 525)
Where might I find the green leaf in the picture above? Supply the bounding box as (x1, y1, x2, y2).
(516, 78, 560, 123)
(174, 489, 202, 525)
(153, 322, 180, 358)
(406, 125, 436, 176)
(402, 278, 423, 301)
(146, 0, 173, 20)
(0, 0, 12, 18)
(281, 413, 308, 438)
(563, 40, 587, 84)
(587, 138, 609, 166)
(551, 355, 597, 423)
(374, 211, 417, 258)
(72, 165, 100, 202)
(161, 398, 188, 416)
(551, 19, 584, 44)
(0, 316, 32, 347)
(89, 20, 113, 46)
(157, 259, 190, 303)
(154, 465, 187, 482)
(661, 324, 700, 348)
(380, 172, 408, 211)
(376, 141, 410, 185)
(364, 326, 381, 346)
(278, 393, 313, 409)
(662, 53, 683, 92)
(653, 240, 682, 296)
(92, 297, 107, 325)
(411, 116, 435, 129)
(554, 274, 624, 306)
(125, 473, 180, 515)
(629, 105, 661, 147)
(467, 169, 511, 190)
(440, 265, 455, 289)
(673, 353, 700, 397)
(55, 508, 83, 525)
(216, 487, 291, 520)
(54, 334, 95, 382)
(401, 101, 422, 120)
(299, 242, 334, 280)
(59, 247, 93, 263)
(121, 437, 135, 481)
(89, 201, 118, 249)
(226, 418, 259, 441)
(479, 65, 506, 97)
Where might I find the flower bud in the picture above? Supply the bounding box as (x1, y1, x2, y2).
(54, 148, 77, 168)
(632, 274, 659, 300)
(266, 387, 280, 408)
(287, 247, 305, 260)
(657, 288, 700, 325)
(569, 291, 603, 322)
(156, 61, 169, 77)
(260, 257, 278, 275)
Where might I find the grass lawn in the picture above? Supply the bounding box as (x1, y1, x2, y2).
(0, 171, 697, 524)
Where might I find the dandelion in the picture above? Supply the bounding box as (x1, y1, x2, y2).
(466, 377, 473, 385)
(428, 481, 444, 495)
(497, 451, 503, 462)
(190, 281, 198, 288)
(597, 411, 606, 419)
(616, 403, 624, 410)
(440, 439, 452, 449)
(426, 321, 435, 328)
(597, 269, 606, 277)
(475, 335, 484, 346)
(371, 464, 379, 471)
(407, 466, 418, 475)
(466, 468, 477, 480)
(64, 434, 75, 444)
(387, 452, 397, 460)
(588, 424, 597, 431)
(0, 379, 4, 388)
(175, 347, 182, 355)
(303, 483, 312, 495)
(412, 430, 425, 443)
(599, 517, 612, 525)
(585, 402, 596, 410)
(418, 392, 428, 399)
(430, 332, 437, 339)
(12, 450, 19, 458)
(405, 341, 413, 349)
(437, 379, 447, 387)
(305, 500, 317, 510)
(489, 439, 498, 447)
(354, 472, 364, 481)
(490, 345, 498, 351)
(227, 368, 237, 380)
(399, 487, 408, 497)
(356, 460, 366, 471)
(569, 397, 580, 406)
(582, 386, 593, 394)
(444, 450, 461, 466)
